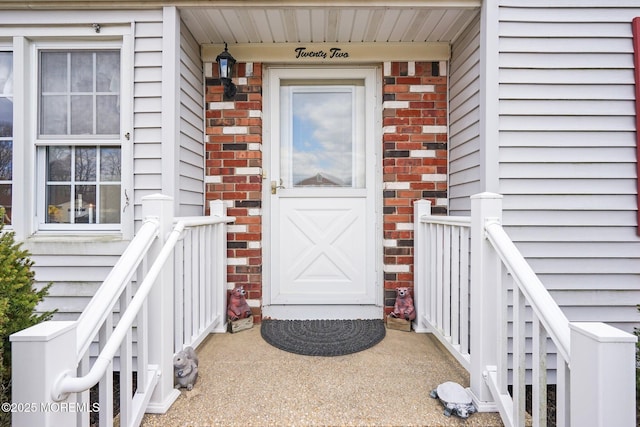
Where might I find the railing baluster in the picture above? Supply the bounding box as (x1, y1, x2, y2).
(532, 317, 547, 427)
(513, 286, 526, 427)
(443, 224, 452, 338)
(136, 252, 149, 391)
(77, 353, 90, 427)
(119, 282, 133, 426)
(435, 223, 444, 330)
(191, 228, 199, 342)
(198, 226, 206, 334)
(205, 224, 213, 324)
(98, 316, 114, 427)
(556, 357, 570, 426)
(459, 226, 470, 356)
(174, 234, 185, 353)
(450, 225, 460, 347)
(211, 224, 222, 327)
(499, 267, 509, 395)
(428, 222, 437, 326)
(137, 297, 149, 394)
(184, 229, 193, 343)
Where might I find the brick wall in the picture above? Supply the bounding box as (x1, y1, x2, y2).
(382, 61, 448, 316)
(205, 62, 263, 322)
(204, 60, 447, 321)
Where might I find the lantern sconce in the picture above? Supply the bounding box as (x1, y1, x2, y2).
(215, 42, 237, 99)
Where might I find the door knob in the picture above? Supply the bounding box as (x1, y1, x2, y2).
(271, 179, 285, 194)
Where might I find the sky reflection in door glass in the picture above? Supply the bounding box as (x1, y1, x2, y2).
(291, 91, 354, 187)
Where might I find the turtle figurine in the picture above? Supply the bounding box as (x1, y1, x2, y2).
(430, 381, 477, 419)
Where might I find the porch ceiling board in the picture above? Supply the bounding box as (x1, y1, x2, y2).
(180, 6, 480, 45)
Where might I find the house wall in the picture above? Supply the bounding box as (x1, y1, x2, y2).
(495, 1, 640, 333)
(178, 19, 205, 216)
(204, 61, 448, 321)
(133, 14, 165, 221)
(449, 12, 482, 216)
(0, 8, 203, 321)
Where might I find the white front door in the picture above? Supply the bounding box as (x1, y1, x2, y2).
(264, 67, 381, 319)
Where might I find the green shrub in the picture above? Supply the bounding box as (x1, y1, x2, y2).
(0, 216, 54, 426)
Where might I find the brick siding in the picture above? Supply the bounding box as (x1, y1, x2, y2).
(205, 62, 263, 322)
(382, 61, 448, 316)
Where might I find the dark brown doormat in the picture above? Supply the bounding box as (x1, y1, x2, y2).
(260, 319, 385, 357)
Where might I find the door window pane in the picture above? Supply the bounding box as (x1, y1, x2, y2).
(281, 85, 365, 188)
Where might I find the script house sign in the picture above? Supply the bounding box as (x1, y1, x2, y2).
(202, 42, 450, 64)
(294, 46, 350, 60)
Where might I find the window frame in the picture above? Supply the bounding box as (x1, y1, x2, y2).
(30, 38, 131, 234)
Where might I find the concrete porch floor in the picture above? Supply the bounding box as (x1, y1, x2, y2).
(142, 326, 504, 427)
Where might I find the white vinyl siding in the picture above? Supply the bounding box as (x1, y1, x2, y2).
(449, 12, 481, 216)
(178, 19, 204, 216)
(497, 2, 640, 334)
(27, 241, 129, 320)
(133, 18, 164, 222)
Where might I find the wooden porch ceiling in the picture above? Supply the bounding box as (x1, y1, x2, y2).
(180, 4, 480, 45)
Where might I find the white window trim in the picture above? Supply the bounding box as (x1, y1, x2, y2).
(11, 30, 133, 240)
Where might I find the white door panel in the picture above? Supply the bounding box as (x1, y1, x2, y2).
(273, 197, 373, 304)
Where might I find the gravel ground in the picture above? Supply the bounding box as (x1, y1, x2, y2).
(142, 327, 504, 427)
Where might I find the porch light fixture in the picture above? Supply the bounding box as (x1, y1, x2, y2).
(216, 42, 237, 99)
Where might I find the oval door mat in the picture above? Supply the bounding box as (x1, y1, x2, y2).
(260, 319, 386, 357)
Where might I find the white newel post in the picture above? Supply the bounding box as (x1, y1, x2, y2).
(569, 322, 637, 427)
(412, 199, 431, 333)
(10, 321, 77, 427)
(143, 194, 180, 413)
(210, 200, 229, 333)
(469, 192, 502, 410)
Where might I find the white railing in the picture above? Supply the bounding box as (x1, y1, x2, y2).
(10, 194, 234, 427)
(413, 199, 471, 371)
(173, 201, 230, 352)
(414, 192, 637, 427)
